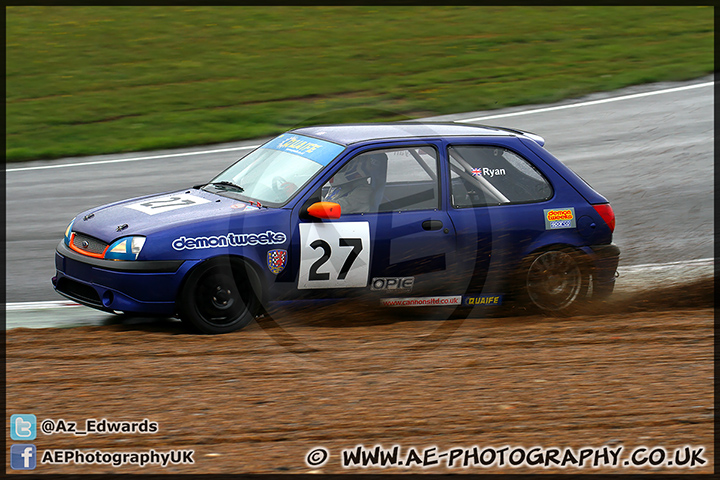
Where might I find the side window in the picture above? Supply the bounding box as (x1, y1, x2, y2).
(448, 145, 553, 208)
(321, 146, 439, 214)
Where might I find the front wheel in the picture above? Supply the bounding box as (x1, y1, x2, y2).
(522, 249, 588, 314)
(178, 258, 262, 334)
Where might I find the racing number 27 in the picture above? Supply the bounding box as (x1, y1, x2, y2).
(298, 222, 371, 289)
(309, 238, 362, 281)
(127, 193, 210, 215)
(140, 196, 196, 210)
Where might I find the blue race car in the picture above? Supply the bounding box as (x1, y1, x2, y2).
(53, 123, 619, 333)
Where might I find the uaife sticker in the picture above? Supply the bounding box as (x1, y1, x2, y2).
(298, 222, 370, 289)
(127, 193, 210, 215)
(464, 295, 503, 306)
(544, 207, 576, 229)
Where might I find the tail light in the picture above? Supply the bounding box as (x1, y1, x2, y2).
(593, 204, 615, 233)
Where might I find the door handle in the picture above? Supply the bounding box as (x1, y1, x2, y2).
(422, 220, 443, 231)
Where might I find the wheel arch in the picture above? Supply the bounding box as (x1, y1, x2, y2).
(174, 254, 268, 314)
(513, 243, 593, 313)
(522, 243, 593, 267)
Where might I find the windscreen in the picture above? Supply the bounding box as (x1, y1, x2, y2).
(206, 133, 345, 206)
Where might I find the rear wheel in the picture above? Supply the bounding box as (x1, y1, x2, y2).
(178, 258, 261, 334)
(522, 249, 588, 314)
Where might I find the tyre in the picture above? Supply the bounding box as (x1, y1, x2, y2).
(521, 248, 589, 314)
(177, 258, 262, 334)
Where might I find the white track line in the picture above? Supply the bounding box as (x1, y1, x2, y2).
(617, 257, 714, 272)
(459, 81, 714, 123)
(5, 258, 713, 311)
(6, 300, 82, 311)
(6, 145, 259, 173)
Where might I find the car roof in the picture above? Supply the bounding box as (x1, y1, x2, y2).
(291, 122, 518, 146)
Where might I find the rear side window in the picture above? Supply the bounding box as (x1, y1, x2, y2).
(382, 146, 439, 212)
(448, 145, 553, 208)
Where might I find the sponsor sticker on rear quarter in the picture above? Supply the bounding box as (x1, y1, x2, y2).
(544, 207, 576, 229)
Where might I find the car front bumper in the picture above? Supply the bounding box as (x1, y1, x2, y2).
(53, 241, 198, 316)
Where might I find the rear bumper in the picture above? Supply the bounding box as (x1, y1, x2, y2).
(587, 243, 620, 298)
(53, 241, 197, 315)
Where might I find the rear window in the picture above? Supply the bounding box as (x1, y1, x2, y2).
(448, 145, 553, 208)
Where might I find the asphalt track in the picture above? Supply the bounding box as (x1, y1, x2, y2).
(5, 75, 714, 328)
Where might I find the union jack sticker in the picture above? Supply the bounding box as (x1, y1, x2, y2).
(267, 249, 288, 275)
(471, 168, 482, 177)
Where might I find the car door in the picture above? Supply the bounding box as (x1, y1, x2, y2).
(444, 139, 555, 300)
(290, 142, 460, 303)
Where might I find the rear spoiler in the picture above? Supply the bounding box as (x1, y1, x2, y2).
(493, 126, 546, 147)
(452, 121, 546, 147)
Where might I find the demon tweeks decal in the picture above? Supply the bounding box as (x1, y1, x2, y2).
(172, 231, 287, 251)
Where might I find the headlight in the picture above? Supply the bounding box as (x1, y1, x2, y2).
(63, 219, 75, 246)
(105, 236, 146, 261)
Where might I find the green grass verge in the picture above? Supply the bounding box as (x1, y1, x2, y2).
(6, 6, 714, 162)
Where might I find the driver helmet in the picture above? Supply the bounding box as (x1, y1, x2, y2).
(330, 152, 387, 187)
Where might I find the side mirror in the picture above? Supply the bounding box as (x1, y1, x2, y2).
(307, 201, 341, 219)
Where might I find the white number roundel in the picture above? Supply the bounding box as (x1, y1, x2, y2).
(298, 222, 370, 289)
